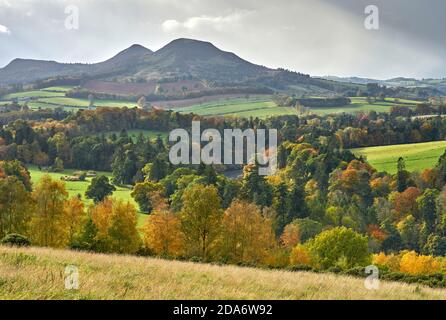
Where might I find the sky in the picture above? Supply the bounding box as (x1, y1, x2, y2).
(0, 0, 445, 79)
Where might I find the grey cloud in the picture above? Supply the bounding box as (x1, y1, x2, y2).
(0, 0, 444, 79)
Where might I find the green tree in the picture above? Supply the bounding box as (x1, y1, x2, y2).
(85, 175, 116, 203)
(131, 181, 163, 213)
(424, 234, 446, 256)
(0, 176, 33, 238)
(180, 184, 222, 260)
(396, 157, 409, 192)
(307, 226, 371, 269)
(417, 188, 440, 232)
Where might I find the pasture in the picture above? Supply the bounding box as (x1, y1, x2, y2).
(177, 98, 298, 118)
(0, 85, 423, 119)
(1, 246, 446, 300)
(27, 166, 147, 226)
(308, 97, 419, 115)
(352, 140, 446, 174)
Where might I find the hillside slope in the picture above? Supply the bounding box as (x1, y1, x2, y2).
(1, 246, 445, 300)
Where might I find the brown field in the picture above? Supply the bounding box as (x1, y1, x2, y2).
(1, 246, 446, 300)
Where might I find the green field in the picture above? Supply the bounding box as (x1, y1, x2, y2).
(178, 98, 298, 118)
(27, 166, 147, 226)
(0, 86, 137, 111)
(98, 129, 169, 141)
(0, 86, 423, 118)
(309, 97, 419, 115)
(352, 140, 446, 174)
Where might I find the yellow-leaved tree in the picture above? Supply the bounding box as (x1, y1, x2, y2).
(217, 200, 276, 265)
(64, 196, 86, 245)
(90, 198, 140, 254)
(180, 184, 222, 260)
(30, 174, 69, 247)
(141, 192, 184, 257)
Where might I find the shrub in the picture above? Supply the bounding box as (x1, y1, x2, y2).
(1, 234, 30, 247)
(290, 244, 312, 266)
(399, 251, 441, 275)
(307, 227, 371, 269)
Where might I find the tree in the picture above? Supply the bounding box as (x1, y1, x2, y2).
(180, 184, 222, 260)
(30, 175, 69, 247)
(396, 157, 409, 192)
(280, 223, 300, 249)
(240, 163, 273, 207)
(85, 175, 116, 203)
(90, 198, 140, 253)
(65, 196, 86, 244)
(0, 176, 33, 238)
(307, 227, 371, 269)
(131, 181, 163, 213)
(397, 215, 419, 251)
(217, 200, 276, 264)
(417, 189, 440, 232)
(290, 244, 311, 266)
(53, 157, 64, 172)
(424, 234, 446, 256)
(141, 193, 184, 257)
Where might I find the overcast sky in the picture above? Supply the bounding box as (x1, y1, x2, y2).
(0, 0, 445, 79)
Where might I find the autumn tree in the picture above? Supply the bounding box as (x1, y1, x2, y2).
(180, 184, 222, 260)
(141, 193, 184, 257)
(30, 175, 69, 247)
(217, 200, 276, 264)
(64, 196, 86, 244)
(0, 176, 33, 238)
(90, 198, 140, 254)
(280, 223, 301, 249)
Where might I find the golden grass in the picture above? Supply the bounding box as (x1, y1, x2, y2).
(1, 246, 446, 300)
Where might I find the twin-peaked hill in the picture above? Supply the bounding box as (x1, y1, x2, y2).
(0, 38, 352, 96)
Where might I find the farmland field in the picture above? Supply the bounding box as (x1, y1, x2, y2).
(98, 129, 169, 141)
(352, 140, 446, 174)
(177, 98, 298, 118)
(0, 86, 422, 118)
(1, 245, 446, 300)
(27, 166, 147, 226)
(308, 97, 420, 115)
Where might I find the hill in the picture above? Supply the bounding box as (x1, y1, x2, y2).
(0, 38, 358, 97)
(1, 245, 446, 300)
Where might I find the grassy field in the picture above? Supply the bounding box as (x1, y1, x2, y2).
(27, 166, 147, 226)
(97, 129, 169, 141)
(0, 86, 422, 118)
(1, 246, 445, 300)
(177, 98, 298, 119)
(177, 96, 421, 118)
(309, 97, 419, 115)
(352, 140, 446, 174)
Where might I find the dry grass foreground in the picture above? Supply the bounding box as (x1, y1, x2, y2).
(1, 246, 446, 300)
